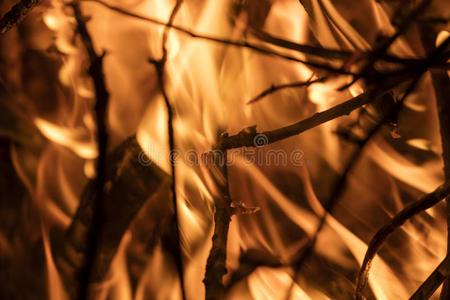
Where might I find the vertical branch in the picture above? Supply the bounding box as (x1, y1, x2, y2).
(71, 2, 109, 300)
(203, 143, 232, 300)
(149, 1, 186, 299)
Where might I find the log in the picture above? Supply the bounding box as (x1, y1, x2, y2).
(54, 136, 169, 297)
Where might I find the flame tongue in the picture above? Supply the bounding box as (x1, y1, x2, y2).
(4, 0, 445, 299)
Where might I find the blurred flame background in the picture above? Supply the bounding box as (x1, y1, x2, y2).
(0, 0, 449, 299)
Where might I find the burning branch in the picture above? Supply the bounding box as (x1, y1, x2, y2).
(71, 3, 110, 299)
(355, 182, 450, 299)
(148, 1, 187, 299)
(203, 145, 233, 300)
(0, 0, 41, 34)
(219, 89, 395, 150)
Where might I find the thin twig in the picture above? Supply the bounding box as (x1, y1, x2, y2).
(355, 182, 450, 299)
(203, 146, 233, 300)
(82, 0, 360, 75)
(410, 257, 449, 300)
(71, 2, 110, 300)
(148, 1, 187, 299)
(251, 27, 430, 66)
(246, 76, 326, 105)
(337, 0, 432, 90)
(0, 0, 41, 34)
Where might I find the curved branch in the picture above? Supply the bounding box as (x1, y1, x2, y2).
(355, 182, 450, 299)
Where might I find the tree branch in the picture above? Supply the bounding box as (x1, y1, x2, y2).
(82, 0, 360, 75)
(246, 76, 326, 105)
(219, 88, 393, 150)
(355, 182, 450, 299)
(203, 144, 233, 300)
(148, 1, 187, 299)
(410, 257, 449, 300)
(0, 0, 41, 34)
(71, 3, 110, 299)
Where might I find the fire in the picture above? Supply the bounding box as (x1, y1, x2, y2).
(1, 0, 449, 299)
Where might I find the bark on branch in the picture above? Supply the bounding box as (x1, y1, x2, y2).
(71, 3, 110, 299)
(219, 89, 393, 150)
(410, 257, 449, 300)
(203, 148, 233, 300)
(0, 0, 41, 34)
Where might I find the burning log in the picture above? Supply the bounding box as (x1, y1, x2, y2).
(54, 136, 170, 297)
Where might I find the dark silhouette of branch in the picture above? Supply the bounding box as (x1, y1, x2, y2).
(251, 28, 433, 67)
(82, 0, 361, 75)
(352, 36, 450, 300)
(203, 144, 233, 300)
(218, 88, 394, 150)
(246, 76, 326, 104)
(148, 1, 187, 299)
(285, 69, 426, 300)
(71, 3, 110, 300)
(0, 0, 41, 34)
(409, 257, 448, 300)
(355, 182, 450, 299)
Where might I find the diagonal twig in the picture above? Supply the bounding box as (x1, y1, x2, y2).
(409, 257, 449, 300)
(246, 76, 326, 105)
(218, 86, 398, 150)
(355, 182, 450, 299)
(0, 0, 41, 34)
(82, 0, 359, 75)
